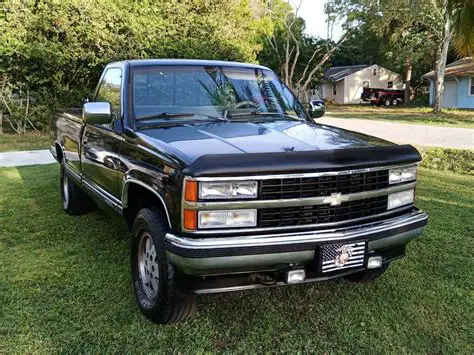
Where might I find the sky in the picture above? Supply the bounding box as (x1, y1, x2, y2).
(295, 0, 343, 41)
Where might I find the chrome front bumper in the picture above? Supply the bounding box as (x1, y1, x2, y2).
(165, 209, 428, 275)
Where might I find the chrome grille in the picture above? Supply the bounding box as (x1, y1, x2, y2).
(260, 170, 389, 200)
(321, 242, 366, 273)
(258, 196, 387, 228)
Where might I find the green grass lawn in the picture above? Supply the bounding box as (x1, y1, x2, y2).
(0, 133, 50, 152)
(326, 105, 474, 128)
(1, 165, 473, 352)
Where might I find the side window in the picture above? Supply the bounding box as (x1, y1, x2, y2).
(387, 81, 393, 89)
(96, 68, 122, 121)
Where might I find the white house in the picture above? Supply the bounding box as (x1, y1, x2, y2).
(320, 64, 403, 104)
(422, 57, 474, 109)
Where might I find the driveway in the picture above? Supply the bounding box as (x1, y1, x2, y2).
(0, 149, 55, 167)
(319, 115, 474, 149)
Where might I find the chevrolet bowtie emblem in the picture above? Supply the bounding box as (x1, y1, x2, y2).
(324, 192, 343, 206)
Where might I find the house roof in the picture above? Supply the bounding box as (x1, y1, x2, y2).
(323, 65, 370, 81)
(422, 57, 474, 78)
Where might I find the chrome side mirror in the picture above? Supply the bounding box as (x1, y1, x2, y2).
(83, 102, 112, 125)
(309, 104, 325, 119)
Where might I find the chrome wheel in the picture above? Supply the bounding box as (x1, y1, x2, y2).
(137, 232, 159, 299)
(62, 173, 69, 208)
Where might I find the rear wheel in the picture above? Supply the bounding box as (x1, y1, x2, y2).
(384, 98, 391, 106)
(131, 207, 196, 324)
(60, 165, 95, 215)
(392, 99, 398, 106)
(344, 263, 390, 283)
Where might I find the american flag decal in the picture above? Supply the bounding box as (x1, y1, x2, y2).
(321, 242, 366, 273)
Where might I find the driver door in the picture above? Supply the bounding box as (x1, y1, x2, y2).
(81, 67, 123, 200)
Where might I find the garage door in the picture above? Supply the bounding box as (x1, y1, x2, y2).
(442, 80, 457, 108)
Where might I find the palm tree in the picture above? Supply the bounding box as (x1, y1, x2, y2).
(450, 0, 474, 57)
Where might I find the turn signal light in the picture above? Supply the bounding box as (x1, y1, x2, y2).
(184, 180, 198, 202)
(183, 209, 197, 230)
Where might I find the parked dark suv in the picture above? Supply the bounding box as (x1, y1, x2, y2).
(51, 59, 428, 324)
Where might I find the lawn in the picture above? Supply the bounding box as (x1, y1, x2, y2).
(326, 105, 474, 128)
(1, 165, 473, 353)
(0, 133, 50, 152)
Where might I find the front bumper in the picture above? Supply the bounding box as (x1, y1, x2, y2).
(165, 209, 428, 276)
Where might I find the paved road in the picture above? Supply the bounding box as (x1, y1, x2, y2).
(0, 149, 55, 167)
(320, 115, 474, 149)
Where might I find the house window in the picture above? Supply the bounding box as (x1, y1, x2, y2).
(387, 81, 393, 89)
(333, 83, 337, 95)
(470, 77, 474, 95)
(373, 68, 377, 76)
(363, 81, 369, 88)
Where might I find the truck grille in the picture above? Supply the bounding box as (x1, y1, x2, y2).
(258, 196, 388, 228)
(260, 170, 389, 200)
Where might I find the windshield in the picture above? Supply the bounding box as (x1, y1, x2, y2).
(132, 66, 308, 121)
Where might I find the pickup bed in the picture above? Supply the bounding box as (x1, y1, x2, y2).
(50, 59, 428, 324)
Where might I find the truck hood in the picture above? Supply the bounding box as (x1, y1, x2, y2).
(137, 120, 394, 164)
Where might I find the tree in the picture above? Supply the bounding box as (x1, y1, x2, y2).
(347, 0, 472, 111)
(260, 0, 354, 101)
(450, 0, 474, 57)
(0, 0, 273, 131)
(407, 0, 473, 112)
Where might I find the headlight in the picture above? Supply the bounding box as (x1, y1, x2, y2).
(387, 189, 414, 210)
(389, 165, 417, 184)
(198, 209, 257, 229)
(199, 181, 258, 200)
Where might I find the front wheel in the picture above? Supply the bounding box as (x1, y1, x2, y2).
(131, 207, 196, 324)
(392, 99, 398, 106)
(384, 99, 391, 106)
(344, 263, 389, 283)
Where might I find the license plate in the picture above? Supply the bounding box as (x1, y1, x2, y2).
(321, 242, 366, 273)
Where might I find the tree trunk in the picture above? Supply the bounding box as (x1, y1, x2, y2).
(433, 15, 452, 113)
(0, 110, 3, 135)
(404, 58, 413, 105)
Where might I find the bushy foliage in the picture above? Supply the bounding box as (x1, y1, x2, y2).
(0, 0, 272, 130)
(419, 147, 473, 175)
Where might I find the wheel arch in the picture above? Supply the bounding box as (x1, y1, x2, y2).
(122, 179, 172, 230)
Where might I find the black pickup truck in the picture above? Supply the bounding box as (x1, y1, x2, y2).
(50, 59, 428, 324)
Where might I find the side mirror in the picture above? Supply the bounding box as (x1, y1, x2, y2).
(83, 102, 112, 125)
(309, 104, 325, 119)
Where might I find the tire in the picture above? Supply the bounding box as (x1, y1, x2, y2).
(131, 207, 196, 324)
(384, 99, 391, 106)
(60, 165, 95, 215)
(344, 263, 389, 283)
(392, 99, 398, 106)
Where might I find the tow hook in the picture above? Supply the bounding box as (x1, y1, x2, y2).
(250, 273, 278, 286)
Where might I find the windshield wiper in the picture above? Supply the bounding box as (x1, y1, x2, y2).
(135, 112, 228, 122)
(226, 111, 304, 121)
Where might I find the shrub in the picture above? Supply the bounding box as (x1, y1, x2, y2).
(418, 146, 474, 175)
(0, 0, 272, 131)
